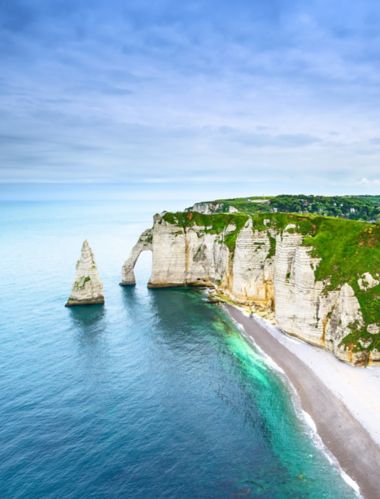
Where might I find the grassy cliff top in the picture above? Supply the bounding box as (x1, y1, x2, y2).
(162, 211, 249, 252)
(162, 210, 380, 330)
(187, 194, 380, 222)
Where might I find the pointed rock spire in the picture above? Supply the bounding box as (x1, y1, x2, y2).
(65, 240, 105, 307)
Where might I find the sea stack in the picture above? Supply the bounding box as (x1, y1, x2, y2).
(65, 240, 104, 307)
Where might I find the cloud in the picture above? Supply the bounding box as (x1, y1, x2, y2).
(219, 128, 320, 148)
(1, 0, 380, 197)
(360, 177, 380, 185)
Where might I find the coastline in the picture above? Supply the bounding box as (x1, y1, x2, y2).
(226, 304, 380, 499)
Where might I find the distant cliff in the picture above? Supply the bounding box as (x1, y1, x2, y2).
(122, 211, 380, 366)
(186, 194, 380, 222)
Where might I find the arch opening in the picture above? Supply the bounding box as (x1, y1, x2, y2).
(120, 229, 153, 286)
(132, 249, 152, 285)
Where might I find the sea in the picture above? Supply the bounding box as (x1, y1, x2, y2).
(0, 200, 357, 498)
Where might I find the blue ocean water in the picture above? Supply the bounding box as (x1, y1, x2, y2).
(0, 201, 356, 498)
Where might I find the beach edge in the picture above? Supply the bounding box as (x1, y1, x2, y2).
(225, 304, 380, 499)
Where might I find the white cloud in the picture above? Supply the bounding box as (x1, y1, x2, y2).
(359, 177, 380, 185)
(2, 1, 380, 198)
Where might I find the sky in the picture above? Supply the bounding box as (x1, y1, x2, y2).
(1, 0, 380, 201)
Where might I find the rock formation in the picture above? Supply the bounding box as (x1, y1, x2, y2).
(122, 212, 380, 366)
(121, 229, 153, 285)
(66, 240, 104, 306)
(186, 201, 238, 214)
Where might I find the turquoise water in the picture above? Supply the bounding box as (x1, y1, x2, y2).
(0, 201, 356, 498)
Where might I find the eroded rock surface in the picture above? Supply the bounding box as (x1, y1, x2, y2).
(121, 229, 153, 285)
(122, 214, 379, 365)
(66, 240, 104, 306)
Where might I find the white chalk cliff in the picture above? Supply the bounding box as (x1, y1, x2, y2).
(121, 214, 379, 366)
(66, 240, 104, 306)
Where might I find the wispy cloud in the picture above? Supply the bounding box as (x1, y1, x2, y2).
(360, 177, 380, 185)
(1, 0, 380, 197)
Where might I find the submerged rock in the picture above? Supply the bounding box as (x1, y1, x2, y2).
(65, 240, 104, 307)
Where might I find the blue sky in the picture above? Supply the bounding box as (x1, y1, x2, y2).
(1, 0, 380, 201)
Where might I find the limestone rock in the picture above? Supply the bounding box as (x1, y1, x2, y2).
(185, 201, 241, 214)
(66, 240, 104, 306)
(185, 201, 225, 214)
(123, 214, 378, 365)
(368, 324, 380, 334)
(326, 284, 364, 363)
(358, 272, 379, 291)
(121, 229, 153, 285)
(230, 218, 274, 306)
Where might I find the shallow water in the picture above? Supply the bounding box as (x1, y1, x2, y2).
(0, 201, 356, 498)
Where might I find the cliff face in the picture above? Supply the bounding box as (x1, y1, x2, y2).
(66, 240, 104, 306)
(121, 213, 380, 366)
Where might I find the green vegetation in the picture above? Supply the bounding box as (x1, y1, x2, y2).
(162, 212, 380, 305)
(267, 235, 276, 258)
(144, 232, 153, 244)
(162, 211, 248, 253)
(252, 213, 380, 331)
(249, 212, 320, 234)
(300, 217, 380, 328)
(190, 194, 380, 222)
(341, 322, 380, 353)
(162, 209, 380, 354)
(75, 276, 91, 289)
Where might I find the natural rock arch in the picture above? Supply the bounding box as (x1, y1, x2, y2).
(120, 229, 153, 285)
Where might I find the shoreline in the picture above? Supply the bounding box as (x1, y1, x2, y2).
(226, 305, 380, 499)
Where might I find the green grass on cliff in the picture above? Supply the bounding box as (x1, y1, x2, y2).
(194, 194, 380, 222)
(250, 213, 380, 329)
(162, 211, 248, 253)
(340, 322, 380, 353)
(162, 210, 380, 346)
(300, 216, 380, 330)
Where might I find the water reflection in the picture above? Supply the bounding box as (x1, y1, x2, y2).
(68, 305, 111, 377)
(149, 287, 201, 328)
(68, 304, 106, 332)
(119, 284, 138, 308)
(149, 287, 228, 336)
(69, 305, 107, 350)
(146, 287, 224, 358)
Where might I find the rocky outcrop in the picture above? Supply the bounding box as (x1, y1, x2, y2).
(186, 201, 238, 214)
(358, 272, 379, 291)
(228, 218, 274, 306)
(66, 240, 104, 306)
(122, 214, 379, 366)
(185, 201, 226, 214)
(121, 229, 153, 285)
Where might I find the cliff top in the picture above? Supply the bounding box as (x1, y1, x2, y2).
(186, 194, 380, 222)
(160, 210, 380, 351)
